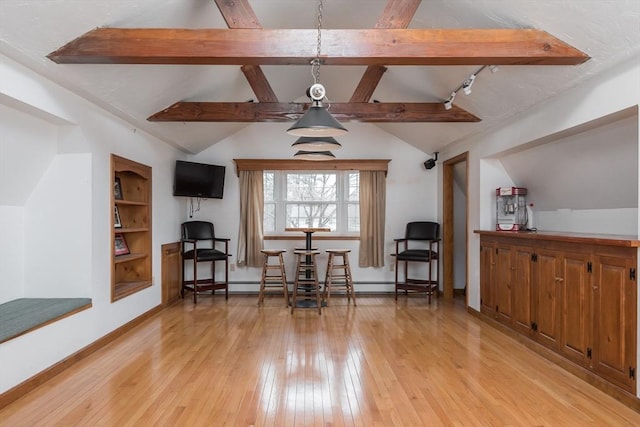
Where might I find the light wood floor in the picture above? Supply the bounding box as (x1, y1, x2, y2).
(1, 295, 639, 426)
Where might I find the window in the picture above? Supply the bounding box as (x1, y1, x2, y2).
(263, 170, 359, 234)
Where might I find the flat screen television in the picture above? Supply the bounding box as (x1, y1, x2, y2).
(173, 160, 225, 199)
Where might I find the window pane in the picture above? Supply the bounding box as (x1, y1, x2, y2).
(286, 203, 337, 230)
(347, 203, 360, 232)
(263, 172, 275, 202)
(348, 172, 359, 201)
(286, 173, 336, 201)
(264, 203, 275, 233)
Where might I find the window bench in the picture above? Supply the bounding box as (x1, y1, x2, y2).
(0, 298, 92, 343)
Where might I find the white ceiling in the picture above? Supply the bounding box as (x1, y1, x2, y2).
(1, 0, 639, 154)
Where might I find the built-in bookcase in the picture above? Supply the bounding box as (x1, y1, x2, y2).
(111, 154, 152, 301)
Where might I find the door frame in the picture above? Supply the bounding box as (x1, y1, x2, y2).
(443, 152, 469, 302)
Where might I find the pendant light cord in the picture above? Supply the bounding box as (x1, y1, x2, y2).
(311, 0, 323, 85)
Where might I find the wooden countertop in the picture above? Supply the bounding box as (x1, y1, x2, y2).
(474, 230, 640, 247)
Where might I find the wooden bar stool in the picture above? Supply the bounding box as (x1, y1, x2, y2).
(323, 249, 356, 306)
(291, 249, 322, 314)
(258, 249, 289, 306)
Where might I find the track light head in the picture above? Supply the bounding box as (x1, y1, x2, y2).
(443, 91, 456, 110)
(462, 74, 476, 95)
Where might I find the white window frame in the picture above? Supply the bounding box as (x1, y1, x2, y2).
(264, 170, 359, 235)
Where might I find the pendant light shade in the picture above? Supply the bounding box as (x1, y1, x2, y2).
(293, 150, 336, 161)
(287, 103, 348, 137)
(292, 136, 342, 151)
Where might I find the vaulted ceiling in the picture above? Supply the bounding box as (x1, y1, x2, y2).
(1, 0, 638, 154)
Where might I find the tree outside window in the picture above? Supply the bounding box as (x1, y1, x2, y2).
(264, 171, 359, 234)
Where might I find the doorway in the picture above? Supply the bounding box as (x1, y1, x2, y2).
(443, 152, 468, 303)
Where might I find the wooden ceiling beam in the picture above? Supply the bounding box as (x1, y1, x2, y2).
(214, 0, 278, 102)
(240, 65, 278, 102)
(375, 0, 422, 29)
(213, 0, 261, 29)
(351, 0, 421, 102)
(48, 28, 589, 66)
(147, 101, 480, 123)
(350, 66, 388, 103)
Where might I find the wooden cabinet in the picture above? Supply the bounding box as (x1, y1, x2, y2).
(559, 250, 591, 365)
(592, 250, 637, 391)
(532, 247, 562, 349)
(111, 155, 152, 301)
(479, 238, 533, 334)
(479, 242, 495, 315)
(495, 244, 513, 325)
(161, 242, 181, 306)
(477, 231, 638, 394)
(512, 244, 533, 335)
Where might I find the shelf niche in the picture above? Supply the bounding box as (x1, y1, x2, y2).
(111, 154, 152, 302)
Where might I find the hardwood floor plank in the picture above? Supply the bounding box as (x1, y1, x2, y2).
(1, 296, 639, 426)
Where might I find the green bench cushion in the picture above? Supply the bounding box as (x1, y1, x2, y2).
(0, 298, 92, 343)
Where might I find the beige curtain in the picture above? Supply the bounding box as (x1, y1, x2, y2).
(237, 170, 264, 267)
(359, 170, 386, 267)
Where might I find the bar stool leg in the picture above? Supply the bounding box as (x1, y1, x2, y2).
(258, 251, 268, 306)
(279, 251, 290, 306)
(344, 252, 356, 306)
(313, 253, 321, 315)
(323, 252, 335, 306)
(291, 253, 301, 314)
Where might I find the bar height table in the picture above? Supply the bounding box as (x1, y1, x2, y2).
(285, 227, 330, 308)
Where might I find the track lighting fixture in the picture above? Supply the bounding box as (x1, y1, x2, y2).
(441, 65, 499, 110)
(443, 91, 456, 110)
(462, 74, 476, 95)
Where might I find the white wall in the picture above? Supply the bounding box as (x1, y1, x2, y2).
(185, 122, 438, 292)
(24, 153, 92, 297)
(0, 53, 184, 393)
(453, 164, 467, 290)
(0, 104, 59, 302)
(0, 206, 24, 302)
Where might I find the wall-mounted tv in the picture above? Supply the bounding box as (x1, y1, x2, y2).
(173, 160, 225, 199)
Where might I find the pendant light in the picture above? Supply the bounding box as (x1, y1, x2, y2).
(292, 136, 342, 151)
(287, 0, 347, 139)
(293, 150, 336, 161)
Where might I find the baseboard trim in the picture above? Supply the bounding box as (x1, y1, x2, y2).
(0, 304, 164, 409)
(466, 307, 640, 412)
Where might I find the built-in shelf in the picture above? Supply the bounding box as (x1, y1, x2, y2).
(111, 154, 152, 302)
(114, 253, 148, 264)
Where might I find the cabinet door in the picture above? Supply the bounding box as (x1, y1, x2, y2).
(533, 249, 562, 350)
(162, 242, 182, 306)
(512, 245, 533, 335)
(495, 244, 513, 325)
(480, 241, 496, 316)
(592, 253, 637, 392)
(559, 251, 591, 366)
